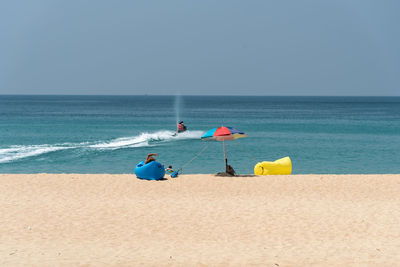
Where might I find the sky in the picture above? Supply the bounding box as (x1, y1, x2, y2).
(0, 0, 399, 96)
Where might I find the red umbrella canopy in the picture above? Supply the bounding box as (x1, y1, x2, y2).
(201, 126, 247, 141)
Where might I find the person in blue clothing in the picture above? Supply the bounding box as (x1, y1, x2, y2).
(165, 165, 174, 174)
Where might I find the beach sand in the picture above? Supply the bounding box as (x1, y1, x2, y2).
(1, 174, 399, 266)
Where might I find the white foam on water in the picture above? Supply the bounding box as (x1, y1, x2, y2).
(0, 145, 74, 163)
(0, 130, 204, 163)
(89, 130, 203, 150)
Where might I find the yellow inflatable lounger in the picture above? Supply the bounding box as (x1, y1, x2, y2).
(254, 156, 292, 175)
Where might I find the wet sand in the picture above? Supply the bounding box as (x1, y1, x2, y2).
(1, 174, 399, 266)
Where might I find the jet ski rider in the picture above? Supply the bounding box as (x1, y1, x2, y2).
(177, 121, 187, 133)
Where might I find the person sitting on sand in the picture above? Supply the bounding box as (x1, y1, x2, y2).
(145, 153, 158, 164)
(165, 165, 174, 174)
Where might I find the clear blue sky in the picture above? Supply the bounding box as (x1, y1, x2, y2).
(1, 0, 399, 95)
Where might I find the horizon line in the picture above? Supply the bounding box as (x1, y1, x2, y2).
(1, 94, 400, 97)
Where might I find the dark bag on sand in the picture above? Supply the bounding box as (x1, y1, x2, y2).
(217, 165, 236, 177)
(226, 164, 236, 176)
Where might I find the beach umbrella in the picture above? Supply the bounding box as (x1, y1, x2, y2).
(201, 126, 246, 174)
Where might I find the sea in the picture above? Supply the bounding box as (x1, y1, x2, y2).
(0, 95, 399, 174)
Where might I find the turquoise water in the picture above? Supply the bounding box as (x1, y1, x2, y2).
(1, 95, 399, 174)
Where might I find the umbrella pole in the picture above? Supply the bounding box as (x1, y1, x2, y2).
(223, 139, 228, 172)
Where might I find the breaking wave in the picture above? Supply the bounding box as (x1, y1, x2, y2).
(0, 130, 203, 163)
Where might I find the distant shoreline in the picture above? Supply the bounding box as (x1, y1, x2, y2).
(1, 94, 400, 97)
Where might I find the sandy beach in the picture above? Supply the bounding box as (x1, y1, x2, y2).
(1, 174, 399, 266)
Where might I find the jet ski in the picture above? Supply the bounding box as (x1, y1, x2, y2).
(172, 121, 187, 136)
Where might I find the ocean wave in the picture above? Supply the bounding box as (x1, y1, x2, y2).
(0, 130, 204, 163)
(0, 145, 74, 164)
